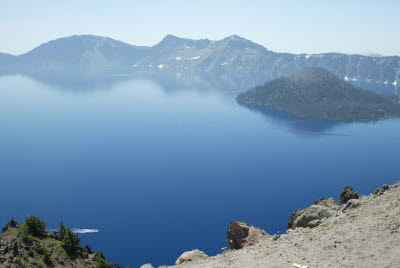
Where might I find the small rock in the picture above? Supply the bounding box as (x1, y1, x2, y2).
(339, 186, 359, 205)
(308, 219, 322, 228)
(313, 198, 336, 207)
(175, 249, 208, 265)
(140, 264, 154, 268)
(382, 184, 390, 191)
(227, 221, 271, 249)
(343, 199, 361, 211)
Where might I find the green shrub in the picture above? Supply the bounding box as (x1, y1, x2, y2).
(62, 227, 81, 255)
(28, 248, 35, 257)
(41, 246, 52, 264)
(25, 216, 47, 238)
(21, 230, 34, 244)
(93, 255, 112, 268)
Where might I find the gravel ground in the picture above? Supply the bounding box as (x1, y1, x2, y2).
(171, 183, 400, 268)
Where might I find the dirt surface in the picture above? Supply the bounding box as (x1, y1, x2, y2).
(172, 183, 400, 268)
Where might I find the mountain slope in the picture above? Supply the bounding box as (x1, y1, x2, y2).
(18, 35, 149, 71)
(237, 67, 400, 121)
(1, 34, 399, 93)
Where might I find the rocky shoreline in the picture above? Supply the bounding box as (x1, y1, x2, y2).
(170, 181, 400, 268)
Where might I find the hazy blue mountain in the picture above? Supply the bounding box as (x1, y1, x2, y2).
(0, 52, 17, 71)
(1, 34, 399, 94)
(15, 35, 149, 74)
(237, 67, 400, 121)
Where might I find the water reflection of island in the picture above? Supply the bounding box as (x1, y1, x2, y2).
(238, 102, 345, 134)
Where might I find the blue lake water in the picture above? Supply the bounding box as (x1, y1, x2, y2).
(1, 74, 400, 267)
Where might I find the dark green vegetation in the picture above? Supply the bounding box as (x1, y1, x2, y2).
(237, 67, 400, 122)
(0, 216, 119, 268)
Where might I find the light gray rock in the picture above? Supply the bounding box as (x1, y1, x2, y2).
(343, 199, 361, 211)
(308, 219, 322, 228)
(140, 264, 154, 268)
(175, 249, 208, 265)
(293, 205, 332, 228)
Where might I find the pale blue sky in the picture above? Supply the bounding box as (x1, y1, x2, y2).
(1, 0, 399, 56)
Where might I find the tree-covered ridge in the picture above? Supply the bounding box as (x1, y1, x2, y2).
(0, 216, 119, 268)
(237, 67, 400, 122)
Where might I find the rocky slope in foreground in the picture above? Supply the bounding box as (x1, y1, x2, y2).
(172, 181, 400, 268)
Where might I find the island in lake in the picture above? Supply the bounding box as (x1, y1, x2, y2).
(237, 67, 400, 122)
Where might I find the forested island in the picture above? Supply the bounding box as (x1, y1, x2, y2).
(237, 67, 400, 122)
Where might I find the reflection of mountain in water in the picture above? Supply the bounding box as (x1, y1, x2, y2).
(0, 69, 250, 94)
(238, 102, 343, 134)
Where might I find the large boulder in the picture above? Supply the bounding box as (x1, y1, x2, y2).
(292, 205, 332, 228)
(1, 219, 20, 233)
(287, 209, 305, 230)
(175, 249, 208, 265)
(227, 221, 271, 249)
(339, 186, 359, 205)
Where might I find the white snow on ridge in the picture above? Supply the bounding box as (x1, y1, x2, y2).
(344, 76, 349, 81)
(220, 62, 228, 66)
(393, 81, 398, 86)
(351, 78, 357, 81)
(305, 54, 312, 59)
(158, 64, 164, 69)
(184, 44, 190, 49)
(190, 56, 200, 60)
(175, 56, 182, 61)
(132, 64, 138, 67)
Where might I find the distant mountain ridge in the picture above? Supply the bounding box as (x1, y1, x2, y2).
(237, 67, 400, 121)
(0, 34, 399, 94)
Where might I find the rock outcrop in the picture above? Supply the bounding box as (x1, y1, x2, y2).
(175, 249, 208, 265)
(287, 209, 306, 230)
(339, 186, 359, 204)
(291, 205, 332, 228)
(373, 184, 391, 196)
(227, 221, 271, 249)
(1, 219, 20, 233)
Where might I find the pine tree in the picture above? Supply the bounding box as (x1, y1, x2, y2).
(59, 221, 67, 240)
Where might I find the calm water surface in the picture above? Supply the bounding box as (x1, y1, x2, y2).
(1, 75, 399, 267)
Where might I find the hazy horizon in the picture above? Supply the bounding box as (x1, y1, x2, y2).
(1, 0, 399, 56)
